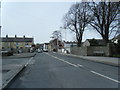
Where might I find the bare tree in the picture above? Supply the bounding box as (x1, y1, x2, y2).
(90, 1, 120, 43)
(51, 30, 62, 41)
(63, 2, 93, 47)
(51, 30, 62, 52)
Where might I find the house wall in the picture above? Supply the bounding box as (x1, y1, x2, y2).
(82, 40, 90, 47)
(2, 42, 33, 53)
(48, 44, 52, 51)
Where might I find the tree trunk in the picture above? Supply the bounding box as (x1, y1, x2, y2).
(102, 34, 109, 45)
(77, 36, 82, 47)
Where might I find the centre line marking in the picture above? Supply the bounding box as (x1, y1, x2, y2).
(77, 64, 83, 67)
(45, 53, 120, 83)
(90, 70, 120, 83)
(45, 53, 78, 67)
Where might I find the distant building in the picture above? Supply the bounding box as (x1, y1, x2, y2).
(43, 43, 49, 52)
(49, 39, 64, 52)
(38, 44, 44, 50)
(82, 39, 107, 47)
(112, 34, 120, 44)
(2, 35, 34, 53)
(64, 41, 77, 53)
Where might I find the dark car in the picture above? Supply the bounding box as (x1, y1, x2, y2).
(1, 50, 13, 56)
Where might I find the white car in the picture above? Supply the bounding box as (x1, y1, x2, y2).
(43, 49, 48, 52)
(37, 49, 42, 53)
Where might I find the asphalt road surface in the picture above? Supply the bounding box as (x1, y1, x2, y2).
(7, 52, 120, 88)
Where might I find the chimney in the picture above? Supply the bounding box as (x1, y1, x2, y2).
(23, 35, 25, 39)
(6, 35, 8, 38)
(15, 35, 17, 38)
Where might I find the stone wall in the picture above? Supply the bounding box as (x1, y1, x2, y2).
(70, 45, 111, 56)
(87, 46, 110, 56)
(70, 46, 87, 56)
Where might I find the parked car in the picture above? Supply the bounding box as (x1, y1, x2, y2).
(1, 50, 13, 56)
(37, 49, 42, 53)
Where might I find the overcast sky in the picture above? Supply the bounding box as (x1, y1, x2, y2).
(1, 2, 101, 44)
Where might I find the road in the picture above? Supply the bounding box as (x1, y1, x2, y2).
(7, 52, 119, 88)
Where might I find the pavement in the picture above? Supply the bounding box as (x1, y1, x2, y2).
(2, 52, 36, 89)
(58, 52, 120, 67)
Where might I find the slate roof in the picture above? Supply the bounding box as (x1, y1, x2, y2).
(87, 39, 106, 46)
(64, 41, 77, 44)
(2, 37, 33, 42)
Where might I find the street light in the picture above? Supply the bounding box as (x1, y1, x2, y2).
(60, 26, 67, 42)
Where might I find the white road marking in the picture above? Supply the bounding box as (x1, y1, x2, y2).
(25, 57, 34, 67)
(45, 52, 120, 84)
(77, 64, 83, 67)
(91, 70, 120, 83)
(45, 53, 78, 67)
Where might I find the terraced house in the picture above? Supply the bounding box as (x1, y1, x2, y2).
(2, 35, 34, 53)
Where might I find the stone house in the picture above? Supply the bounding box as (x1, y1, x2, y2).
(49, 39, 64, 52)
(82, 39, 107, 47)
(2, 35, 34, 53)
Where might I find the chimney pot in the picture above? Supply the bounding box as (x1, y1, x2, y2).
(6, 35, 8, 38)
(15, 35, 17, 38)
(23, 35, 25, 38)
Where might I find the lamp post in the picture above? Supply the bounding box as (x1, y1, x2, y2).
(60, 26, 67, 53)
(60, 26, 67, 41)
(56, 37, 58, 52)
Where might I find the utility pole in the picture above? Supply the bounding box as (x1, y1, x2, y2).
(56, 37, 58, 52)
(0, 2, 2, 90)
(60, 26, 67, 41)
(64, 27, 67, 41)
